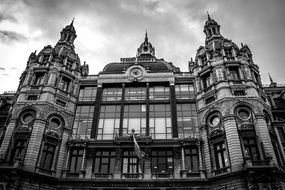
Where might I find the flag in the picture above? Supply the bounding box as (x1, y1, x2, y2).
(132, 133, 146, 160)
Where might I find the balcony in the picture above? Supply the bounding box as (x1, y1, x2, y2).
(36, 167, 56, 176)
(121, 173, 143, 179)
(152, 172, 173, 179)
(92, 173, 113, 179)
(212, 166, 230, 176)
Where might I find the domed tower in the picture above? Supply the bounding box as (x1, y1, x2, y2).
(190, 15, 282, 188)
(0, 20, 88, 177)
(137, 31, 155, 58)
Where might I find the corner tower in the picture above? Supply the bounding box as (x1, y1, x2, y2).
(0, 21, 88, 177)
(190, 15, 281, 188)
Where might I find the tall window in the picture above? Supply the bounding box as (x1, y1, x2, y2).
(33, 72, 45, 86)
(42, 54, 50, 63)
(123, 105, 146, 136)
(201, 72, 211, 89)
(72, 106, 94, 139)
(78, 86, 97, 101)
(243, 137, 260, 160)
(213, 142, 229, 169)
(175, 84, 195, 99)
(102, 87, 122, 101)
(93, 150, 116, 174)
(125, 86, 146, 101)
(69, 148, 84, 173)
(177, 103, 198, 138)
(66, 59, 73, 70)
(185, 147, 199, 172)
(277, 127, 285, 153)
(228, 66, 240, 80)
(59, 76, 71, 92)
(122, 150, 141, 174)
(10, 139, 27, 162)
(224, 48, 233, 59)
(39, 143, 56, 170)
(201, 55, 207, 65)
(149, 86, 170, 100)
(97, 105, 120, 140)
(149, 104, 172, 139)
(152, 150, 173, 174)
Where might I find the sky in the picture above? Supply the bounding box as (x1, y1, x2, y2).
(0, 0, 285, 93)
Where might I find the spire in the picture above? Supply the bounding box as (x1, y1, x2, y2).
(207, 11, 211, 20)
(145, 30, 148, 42)
(71, 17, 74, 26)
(269, 73, 277, 87)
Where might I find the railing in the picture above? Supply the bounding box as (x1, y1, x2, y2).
(152, 172, 173, 178)
(36, 167, 56, 175)
(92, 173, 113, 179)
(121, 173, 143, 179)
(212, 166, 230, 176)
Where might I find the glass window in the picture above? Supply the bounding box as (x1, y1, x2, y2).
(123, 105, 146, 136)
(102, 87, 122, 101)
(243, 137, 260, 160)
(66, 59, 73, 70)
(175, 84, 195, 99)
(22, 113, 34, 124)
(10, 139, 27, 162)
(224, 48, 233, 58)
(39, 143, 56, 170)
(33, 72, 45, 86)
(151, 150, 173, 174)
(201, 55, 207, 65)
(93, 150, 116, 174)
(185, 147, 199, 172)
(72, 106, 94, 139)
(79, 86, 97, 101)
(122, 150, 141, 174)
(149, 104, 172, 139)
(59, 76, 70, 92)
(149, 86, 170, 100)
(201, 72, 211, 89)
(97, 105, 120, 140)
(69, 148, 84, 173)
(177, 103, 198, 138)
(228, 66, 240, 80)
(42, 54, 50, 63)
(125, 86, 146, 101)
(213, 142, 229, 169)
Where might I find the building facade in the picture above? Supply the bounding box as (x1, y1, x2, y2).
(0, 15, 285, 190)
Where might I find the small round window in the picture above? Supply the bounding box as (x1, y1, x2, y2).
(50, 117, 61, 129)
(209, 115, 220, 127)
(22, 113, 34, 124)
(237, 109, 251, 120)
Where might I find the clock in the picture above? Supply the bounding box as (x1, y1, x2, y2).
(130, 68, 142, 78)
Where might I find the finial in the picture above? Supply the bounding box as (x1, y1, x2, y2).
(268, 73, 273, 83)
(145, 29, 148, 42)
(207, 11, 211, 20)
(83, 61, 86, 65)
(71, 17, 74, 26)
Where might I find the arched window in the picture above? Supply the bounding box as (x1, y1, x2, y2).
(10, 110, 35, 162)
(207, 112, 229, 174)
(235, 106, 260, 161)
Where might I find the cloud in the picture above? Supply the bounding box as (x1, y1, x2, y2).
(1, 73, 9, 76)
(0, 67, 5, 70)
(0, 30, 27, 43)
(0, 13, 17, 23)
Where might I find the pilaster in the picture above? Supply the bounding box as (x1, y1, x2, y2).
(24, 118, 46, 171)
(0, 119, 16, 158)
(223, 115, 243, 172)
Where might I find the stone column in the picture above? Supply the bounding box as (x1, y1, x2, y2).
(56, 130, 70, 177)
(255, 114, 277, 165)
(223, 115, 244, 172)
(24, 118, 46, 172)
(200, 125, 211, 177)
(80, 145, 87, 178)
(0, 119, 16, 159)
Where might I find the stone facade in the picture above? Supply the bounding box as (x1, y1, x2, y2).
(0, 16, 285, 190)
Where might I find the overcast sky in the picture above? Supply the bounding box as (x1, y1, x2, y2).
(0, 0, 285, 93)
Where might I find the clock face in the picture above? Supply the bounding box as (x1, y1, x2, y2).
(130, 68, 142, 78)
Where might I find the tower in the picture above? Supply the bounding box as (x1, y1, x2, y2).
(192, 14, 281, 188)
(0, 21, 88, 178)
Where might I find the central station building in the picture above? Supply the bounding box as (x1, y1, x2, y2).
(0, 15, 285, 190)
